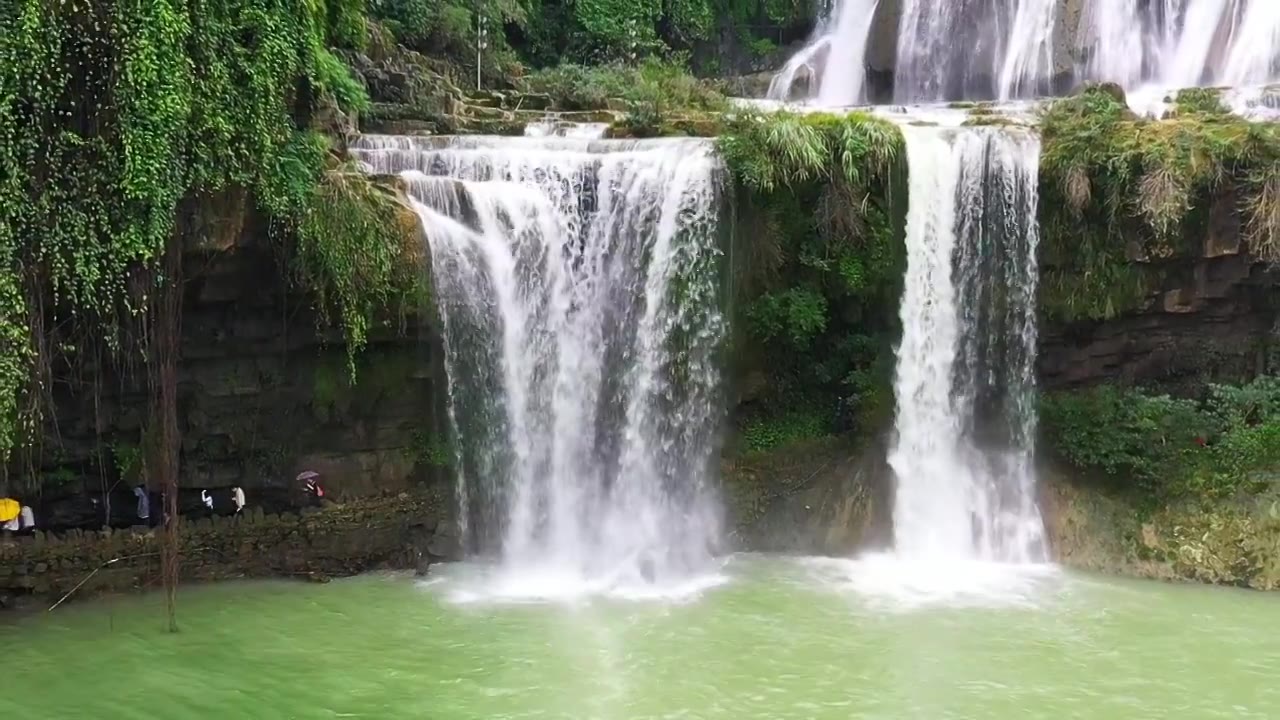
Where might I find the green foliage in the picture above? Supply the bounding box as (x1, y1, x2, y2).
(1039, 86, 1280, 322)
(312, 48, 372, 114)
(410, 429, 452, 467)
(720, 111, 906, 445)
(327, 0, 372, 49)
(503, 0, 816, 69)
(368, 0, 526, 83)
(747, 287, 827, 347)
(1041, 386, 1209, 490)
(0, 0, 398, 460)
(739, 410, 826, 453)
(1173, 87, 1229, 116)
(719, 111, 903, 193)
(747, 37, 778, 57)
(522, 56, 726, 112)
(294, 166, 426, 375)
(112, 441, 145, 483)
(574, 0, 663, 59)
(1042, 377, 1280, 498)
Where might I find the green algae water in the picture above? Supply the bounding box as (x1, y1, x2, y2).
(3, 555, 1278, 719)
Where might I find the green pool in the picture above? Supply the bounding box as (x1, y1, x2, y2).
(3, 555, 1277, 719)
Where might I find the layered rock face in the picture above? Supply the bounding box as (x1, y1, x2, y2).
(1040, 191, 1279, 394)
(14, 207, 452, 532)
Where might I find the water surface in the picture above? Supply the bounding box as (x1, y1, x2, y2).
(4, 555, 1277, 719)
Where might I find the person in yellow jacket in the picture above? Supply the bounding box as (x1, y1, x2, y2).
(0, 497, 35, 532)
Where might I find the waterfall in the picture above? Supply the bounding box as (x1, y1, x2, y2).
(351, 134, 728, 597)
(767, 0, 881, 105)
(888, 124, 1046, 564)
(1078, 0, 1280, 97)
(895, 0, 1059, 102)
(770, 0, 1059, 104)
(768, 0, 1278, 108)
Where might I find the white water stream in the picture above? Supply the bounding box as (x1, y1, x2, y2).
(770, 0, 1280, 110)
(889, 124, 1046, 567)
(352, 134, 728, 599)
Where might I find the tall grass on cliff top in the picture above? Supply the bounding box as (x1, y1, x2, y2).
(718, 110, 904, 292)
(1037, 86, 1280, 323)
(1040, 85, 1280, 260)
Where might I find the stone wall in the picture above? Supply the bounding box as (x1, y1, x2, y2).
(723, 437, 893, 555)
(0, 491, 455, 609)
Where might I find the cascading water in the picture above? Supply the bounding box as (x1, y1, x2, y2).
(767, 0, 881, 105)
(768, 0, 1279, 109)
(887, 123, 1046, 566)
(770, 0, 1061, 104)
(351, 134, 728, 598)
(1078, 0, 1280, 90)
(894, 0, 1059, 102)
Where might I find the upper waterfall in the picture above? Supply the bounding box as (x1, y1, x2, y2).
(352, 133, 729, 599)
(1078, 0, 1280, 113)
(768, 0, 882, 105)
(769, 0, 1280, 106)
(894, 0, 1060, 103)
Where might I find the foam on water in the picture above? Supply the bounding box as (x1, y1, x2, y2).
(801, 554, 1061, 611)
(433, 559, 732, 605)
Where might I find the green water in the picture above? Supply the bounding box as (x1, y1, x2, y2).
(3, 555, 1278, 719)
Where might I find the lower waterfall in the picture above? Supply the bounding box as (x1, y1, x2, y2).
(890, 124, 1047, 565)
(848, 122, 1051, 604)
(352, 134, 729, 598)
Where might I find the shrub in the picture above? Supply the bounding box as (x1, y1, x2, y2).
(1042, 377, 1280, 497)
(521, 57, 725, 111)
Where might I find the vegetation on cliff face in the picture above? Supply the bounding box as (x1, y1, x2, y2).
(1038, 86, 1280, 323)
(522, 56, 726, 111)
(1041, 376, 1280, 500)
(0, 0, 423, 464)
(717, 112, 906, 451)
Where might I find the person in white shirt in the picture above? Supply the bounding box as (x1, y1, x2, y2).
(2, 504, 34, 532)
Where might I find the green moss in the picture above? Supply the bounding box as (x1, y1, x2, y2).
(313, 349, 418, 421)
(410, 428, 452, 468)
(738, 410, 827, 454)
(719, 111, 905, 443)
(294, 167, 428, 376)
(1172, 87, 1229, 116)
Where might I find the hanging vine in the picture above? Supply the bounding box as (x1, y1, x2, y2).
(0, 0, 384, 462)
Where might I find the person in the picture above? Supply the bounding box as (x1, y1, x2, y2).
(298, 470, 325, 507)
(1, 498, 35, 533)
(133, 485, 150, 524)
